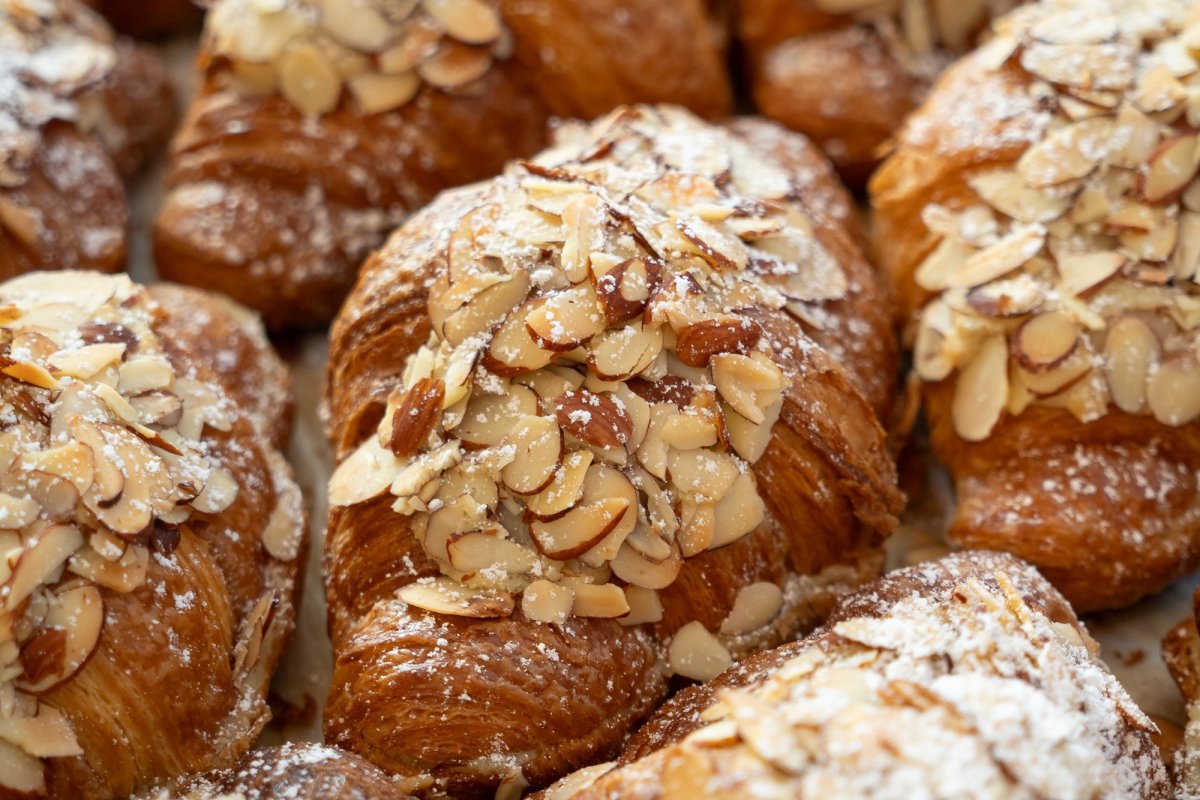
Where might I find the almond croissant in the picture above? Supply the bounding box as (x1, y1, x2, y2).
(0, 0, 174, 277)
(0, 273, 305, 800)
(539, 551, 1170, 799)
(154, 0, 732, 329)
(871, 0, 1200, 611)
(322, 104, 901, 798)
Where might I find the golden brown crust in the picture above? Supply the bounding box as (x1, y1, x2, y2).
(0, 0, 175, 278)
(322, 106, 900, 797)
(154, 0, 731, 329)
(542, 552, 1170, 800)
(135, 744, 415, 800)
(86, 0, 201, 38)
(870, 1, 1200, 611)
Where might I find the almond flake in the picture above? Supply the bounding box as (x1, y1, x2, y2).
(952, 334, 1008, 442)
(946, 226, 1045, 289)
(668, 621, 731, 681)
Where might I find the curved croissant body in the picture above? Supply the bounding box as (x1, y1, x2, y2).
(871, 0, 1200, 612)
(0, 274, 303, 800)
(0, 0, 174, 278)
(539, 551, 1171, 799)
(323, 105, 900, 797)
(155, 0, 732, 329)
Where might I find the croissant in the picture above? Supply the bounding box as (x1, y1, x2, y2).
(0, 272, 305, 800)
(738, 0, 1019, 182)
(322, 104, 901, 797)
(153, 0, 732, 329)
(536, 550, 1171, 799)
(870, 0, 1200, 612)
(1164, 588, 1200, 796)
(135, 743, 413, 800)
(84, 0, 202, 38)
(0, 0, 175, 278)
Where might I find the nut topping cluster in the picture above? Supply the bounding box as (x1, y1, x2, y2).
(0, 0, 120, 241)
(0, 273, 242, 797)
(911, 1, 1200, 441)
(329, 106, 851, 625)
(811, 0, 1019, 73)
(207, 0, 510, 118)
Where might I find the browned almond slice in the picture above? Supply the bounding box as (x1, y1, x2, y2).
(1104, 316, 1160, 414)
(711, 472, 764, 549)
(83, 425, 172, 533)
(501, 415, 563, 495)
(525, 449, 592, 521)
(594, 257, 662, 324)
(677, 499, 715, 557)
(520, 579, 574, 624)
(966, 274, 1046, 317)
(945, 226, 1045, 289)
(619, 585, 663, 626)
(278, 43, 342, 117)
(64, 419, 121, 508)
(1012, 311, 1081, 373)
(3, 524, 83, 611)
(627, 375, 695, 407)
(1138, 135, 1200, 203)
(675, 217, 748, 272)
(529, 497, 629, 560)
(570, 582, 630, 618)
(1104, 203, 1157, 234)
(667, 621, 731, 681)
(456, 384, 538, 449)
(387, 378, 445, 457)
(16, 582, 104, 695)
(0, 359, 60, 391)
(576, 465, 639, 564)
(1147, 357, 1200, 426)
(674, 317, 763, 368)
(399, 578, 514, 618)
(422, 0, 502, 44)
(67, 543, 148, 593)
(1057, 252, 1126, 296)
(587, 323, 663, 382)
(659, 410, 718, 451)
(422, 495, 487, 562)
(418, 40, 491, 89)
(329, 436, 406, 506)
(951, 334, 1008, 442)
(552, 389, 633, 450)
(1017, 118, 1112, 187)
(447, 531, 536, 574)
(483, 301, 555, 376)
(719, 582, 783, 636)
(0, 704, 82, 759)
(348, 71, 421, 114)
(525, 285, 606, 352)
(914, 237, 973, 292)
(1019, 347, 1093, 398)
(442, 270, 531, 346)
(610, 539, 681, 590)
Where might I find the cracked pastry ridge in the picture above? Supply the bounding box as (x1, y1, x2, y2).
(0, 273, 304, 800)
(323, 104, 901, 797)
(871, 0, 1200, 611)
(154, 0, 731, 329)
(538, 551, 1170, 799)
(0, 0, 174, 277)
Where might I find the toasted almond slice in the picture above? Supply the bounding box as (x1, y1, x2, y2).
(422, 495, 487, 562)
(0, 738, 44, 795)
(1057, 251, 1126, 296)
(711, 353, 786, 424)
(552, 389, 633, 450)
(1104, 316, 1160, 414)
(1147, 357, 1200, 426)
(391, 441, 463, 498)
(561, 193, 608, 283)
(442, 269, 531, 347)
(587, 323, 663, 382)
(723, 396, 782, 463)
(128, 390, 183, 428)
(945, 226, 1045, 289)
(386, 378, 445, 457)
(674, 217, 749, 272)
(619, 585, 663, 626)
(594, 257, 662, 324)
(659, 411, 718, 451)
(952, 334, 1008, 442)
(710, 472, 764, 549)
(348, 71, 421, 114)
(525, 449, 592, 520)
(67, 416, 123, 509)
(610, 539, 681, 590)
(0, 359, 60, 391)
(447, 531, 536, 574)
(677, 499, 715, 557)
(720, 582, 783, 636)
(966, 274, 1046, 317)
(576, 465, 639, 564)
(16, 582, 104, 695)
(968, 170, 1070, 223)
(380, 15, 441, 72)
(47, 343, 125, 380)
(68, 543, 148, 593)
(3, 524, 82, 611)
(0, 703, 82, 759)
(525, 285, 606, 352)
(328, 436, 405, 507)
(529, 497, 628, 560)
(520, 579, 574, 624)
(674, 317, 763, 368)
(668, 621, 731, 681)
(418, 40, 492, 89)
(667, 449, 739, 503)
(483, 301, 555, 376)
(278, 43, 343, 118)
(1017, 118, 1112, 188)
(501, 416, 563, 495)
(1138, 135, 1200, 203)
(457, 384, 538, 449)
(399, 578, 514, 618)
(1104, 202, 1157, 234)
(570, 583, 629, 618)
(192, 466, 238, 515)
(422, 0, 502, 44)
(1012, 311, 1080, 373)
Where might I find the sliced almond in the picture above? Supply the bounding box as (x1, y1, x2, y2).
(0, 738, 44, 795)
(1147, 357, 1200, 426)
(720, 582, 783, 636)
(447, 531, 535, 574)
(387, 378, 445, 457)
(1, 468, 77, 522)
(278, 43, 343, 118)
(422, 0, 502, 45)
(674, 317, 763, 368)
(945, 226, 1045, 289)
(1138, 135, 1200, 203)
(711, 353, 786, 425)
(952, 334, 1008, 442)
(529, 497, 628, 560)
(47, 343, 125, 380)
(68, 542, 148, 593)
(399, 578, 514, 618)
(501, 415, 563, 495)
(668, 621, 731, 681)
(16, 582, 104, 695)
(328, 436, 405, 507)
(3, 524, 83, 611)
(192, 466, 238, 515)
(456, 385, 538, 449)
(1057, 251, 1126, 296)
(915, 237, 973, 292)
(520, 579, 574, 624)
(1017, 118, 1111, 188)
(18, 441, 94, 497)
(1104, 316, 1160, 414)
(667, 449, 739, 503)
(710, 472, 764, 549)
(417, 40, 492, 89)
(968, 170, 1071, 223)
(524, 450, 592, 520)
(674, 217, 749, 272)
(594, 257, 662, 324)
(723, 396, 782, 463)
(552, 389, 632, 450)
(348, 71, 421, 114)
(587, 323, 662, 382)
(482, 301, 555, 376)
(525, 285, 606, 352)
(677, 499, 715, 557)
(440, 269, 531, 347)
(570, 582, 630, 618)
(0, 359, 60, 391)
(1012, 311, 1080, 372)
(576, 465, 639, 564)
(619, 585, 663, 626)
(320, 0, 393, 51)
(610, 539, 681, 590)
